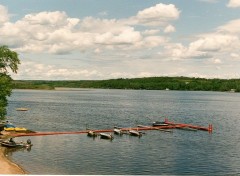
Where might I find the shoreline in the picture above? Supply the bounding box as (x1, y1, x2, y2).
(0, 147, 26, 175)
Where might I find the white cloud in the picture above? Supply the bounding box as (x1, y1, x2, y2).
(95, 27, 142, 45)
(164, 25, 175, 33)
(230, 53, 239, 58)
(189, 34, 239, 52)
(12, 61, 104, 80)
(217, 19, 240, 34)
(135, 3, 180, 26)
(142, 29, 160, 35)
(227, 0, 240, 8)
(161, 18, 240, 62)
(0, 5, 9, 24)
(209, 58, 222, 64)
(162, 43, 209, 60)
(0, 3, 180, 54)
(3, 2, 240, 80)
(23, 11, 71, 26)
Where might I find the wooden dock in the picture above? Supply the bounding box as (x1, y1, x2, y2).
(10, 119, 213, 137)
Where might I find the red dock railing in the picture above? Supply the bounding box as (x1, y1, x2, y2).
(9, 119, 212, 137)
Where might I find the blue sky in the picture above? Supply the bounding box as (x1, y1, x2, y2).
(1, 0, 240, 80)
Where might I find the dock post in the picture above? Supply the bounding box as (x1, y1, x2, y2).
(165, 118, 168, 123)
(208, 124, 213, 133)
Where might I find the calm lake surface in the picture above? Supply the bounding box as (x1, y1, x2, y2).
(5, 89, 240, 175)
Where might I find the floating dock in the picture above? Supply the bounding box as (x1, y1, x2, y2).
(10, 119, 213, 137)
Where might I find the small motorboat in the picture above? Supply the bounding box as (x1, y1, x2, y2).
(16, 108, 29, 111)
(129, 130, 142, 137)
(0, 138, 32, 148)
(87, 130, 98, 137)
(114, 128, 123, 135)
(100, 133, 114, 140)
(152, 121, 169, 127)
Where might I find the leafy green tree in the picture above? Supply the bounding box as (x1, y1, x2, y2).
(0, 45, 20, 120)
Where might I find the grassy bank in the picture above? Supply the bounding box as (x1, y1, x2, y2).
(12, 77, 240, 92)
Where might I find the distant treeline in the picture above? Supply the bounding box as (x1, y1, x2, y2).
(12, 77, 240, 92)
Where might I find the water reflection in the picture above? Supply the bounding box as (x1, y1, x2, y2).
(5, 145, 32, 157)
(5, 89, 240, 175)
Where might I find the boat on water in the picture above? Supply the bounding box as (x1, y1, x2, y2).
(152, 121, 169, 127)
(129, 130, 142, 137)
(87, 130, 98, 137)
(16, 108, 29, 111)
(100, 133, 114, 140)
(0, 138, 32, 148)
(114, 128, 123, 135)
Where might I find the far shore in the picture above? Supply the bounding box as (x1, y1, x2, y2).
(0, 147, 25, 175)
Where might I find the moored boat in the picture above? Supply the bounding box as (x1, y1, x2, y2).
(114, 128, 123, 135)
(100, 133, 114, 140)
(16, 108, 29, 111)
(152, 121, 169, 126)
(0, 138, 32, 148)
(129, 130, 142, 137)
(87, 130, 98, 137)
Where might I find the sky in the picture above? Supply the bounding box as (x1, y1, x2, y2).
(1, 0, 240, 80)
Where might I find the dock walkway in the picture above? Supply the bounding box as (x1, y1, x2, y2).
(10, 119, 213, 137)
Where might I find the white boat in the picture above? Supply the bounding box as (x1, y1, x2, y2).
(87, 130, 98, 137)
(114, 128, 123, 135)
(16, 108, 28, 111)
(129, 130, 142, 137)
(152, 121, 168, 126)
(100, 133, 114, 140)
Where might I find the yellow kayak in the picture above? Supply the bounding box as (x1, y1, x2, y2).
(15, 127, 27, 132)
(4, 127, 15, 131)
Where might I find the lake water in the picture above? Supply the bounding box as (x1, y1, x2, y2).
(5, 89, 240, 175)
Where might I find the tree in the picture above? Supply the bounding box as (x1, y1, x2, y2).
(0, 45, 20, 120)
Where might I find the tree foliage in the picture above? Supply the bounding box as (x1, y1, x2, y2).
(13, 76, 240, 92)
(0, 45, 20, 119)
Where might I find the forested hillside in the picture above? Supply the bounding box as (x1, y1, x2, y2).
(12, 77, 240, 92)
